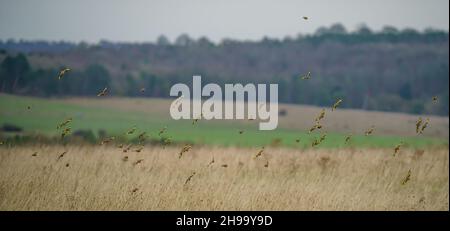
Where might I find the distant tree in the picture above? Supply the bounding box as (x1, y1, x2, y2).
(328, 23, 347, 34)
(355, 24, 373, 35)
(157, 35, 171, 46)
(381, 26, 399, 34)
(175, 34, 193, 46)
(0, 53, 31, 93)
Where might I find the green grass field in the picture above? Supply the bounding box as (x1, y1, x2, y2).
(0, 94, 447, 148)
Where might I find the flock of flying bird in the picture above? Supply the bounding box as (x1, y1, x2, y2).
(0, 19, 440, 187)
(12, 65, 439, 188)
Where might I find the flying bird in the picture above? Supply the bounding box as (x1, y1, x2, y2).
(332, 99, 343, 111)
(140, 88, 146, 93)
(393, 142, 404, 156)
(122, 144, 132, 153)
(179, 144, 192, 159)
(158, 126, 167, 136)
(57, 118, 72, 129)
(415, 117, 423, 134)
(432, 96, 438, 103)
(308, 122, 322, 134)
(162, 137, 172, 148)
(254, 147, 264, 159)
(365, 126, 375, 136)
(61, 127, 71, 139)
(134, 146, 144, 153)
(126, 126, 137, 135)
(97, 87, 108, 97)
(315, 109, 325, 121)
(137, 132, 147, 142)
(184, 171, 196, 185)
(302, 16, 309, 20)
(401, 169, 411, 185)
(100, 136, 115, 145)
(57, 68, 71, 80)
(207, 156, 215, 167)
(301, 71, 311, 80)
(419, 118, 429, 134)
(133, 159, 144, 166)
(319, 133, 327, 143)
(57, 151, 67, 161)
(345, 134, 352, 143)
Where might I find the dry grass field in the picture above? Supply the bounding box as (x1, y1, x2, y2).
(0, 144, 448, 210)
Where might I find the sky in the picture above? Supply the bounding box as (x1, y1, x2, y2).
(0, 0, 448, 43)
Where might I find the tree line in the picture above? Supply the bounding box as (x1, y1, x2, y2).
(0, 24, 448, 115)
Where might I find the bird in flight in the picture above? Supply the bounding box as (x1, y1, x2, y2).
(57, 118, 72, 129)
(58, 68, 71, 80)
(344, 134, 352, 143)
(401, 169, 411, 185)
(61, 127, 71, 139)
(254, 147, 265, 159)
(184, 171, 196, 185)
(432, 96, 438, 103)
(415, 117, 423, 134)
(158, 126, 167, 136)
(179, 144, 192, 159)
(133, 159, 144, 165)
(393, 142, 404, 156)
(419, 118, 429, 134)
(365, 126, 375, 136)
(332, 99, 343, 111)
(100, 136, 115, 145)
(57, 151, 67, 161)
(302, 16, 309, 20)
(301, 71, 311, 80)
(308, 121, 322, 134)
(207, 156, 215, 167)
(97, 87, 108, 97)
(315, 109, 325, 122)
(140, 88, 146, 93)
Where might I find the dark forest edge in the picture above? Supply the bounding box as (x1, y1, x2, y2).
(0, 24, 448, 116)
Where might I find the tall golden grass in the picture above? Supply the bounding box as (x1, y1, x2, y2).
(0, 145, 448, 210)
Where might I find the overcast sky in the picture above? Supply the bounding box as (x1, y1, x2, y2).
(0, 0, 448, 43)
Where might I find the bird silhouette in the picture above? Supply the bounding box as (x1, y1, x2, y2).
(57, 68, 71, 80)
(57, 151, 67, 161)
(332, 99, 343, 111)
(302, 16, 309, 20)
(393, 142, 404, 156)
(432, 96, 438, 103)
(365, 126, 375, 136)
(415, 117, 423, 134)
(301, 71, 311, 80)
(97, 87, 108, 97)
(419, 118, 429, 134)
(315, 109, 325, 121)
(254, 147, 264, 159)
(401, 169, 411, 185)
(179, 144, 192, 159)
(57, 118, 72, 129)
(345, 134, 352, 143)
